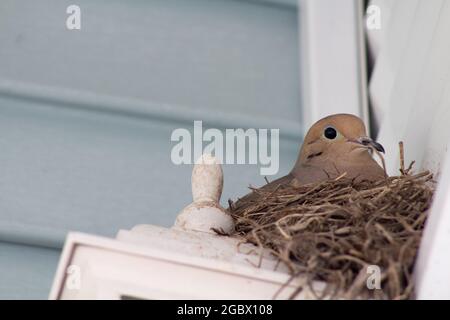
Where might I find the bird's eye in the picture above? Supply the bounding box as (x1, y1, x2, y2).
(324, 127, 337, 140)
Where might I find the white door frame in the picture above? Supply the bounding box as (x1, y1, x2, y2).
(298, 0, 369, 131)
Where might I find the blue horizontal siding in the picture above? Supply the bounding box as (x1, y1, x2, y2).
(0, 0, 300, 299)
(0, 96, 300, 245)
(0, 242, 60, 299)
(0, 0, 301, 125)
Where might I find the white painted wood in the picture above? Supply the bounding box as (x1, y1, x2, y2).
(50, 232, 323, 300)
(368, 0, 420, 134)
(413, 1, 450, 300)
(375, 0, 448, 176)
(117, 225, 279, 268)
(299, 0, 369, 129)
(368, 0, 450, 299)
(415, 153, 450, 299)
(365, 0, 394, 65)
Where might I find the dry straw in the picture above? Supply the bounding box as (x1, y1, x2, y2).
(227, 143, 434, 299)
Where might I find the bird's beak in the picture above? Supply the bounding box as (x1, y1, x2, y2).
(356, 136, 385, 153)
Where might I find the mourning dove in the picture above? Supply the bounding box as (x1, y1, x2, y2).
(232, 114, 386, 206)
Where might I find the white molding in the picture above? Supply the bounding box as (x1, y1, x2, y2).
(49, 232, 324, 300)
(368, 0, 420, 135)
(374, 0, 447, 176)
(367, 0, 450, 299)
(299, 0, 369, 131)
(365, 0, 394, 66)
(415, 150, 450, 299)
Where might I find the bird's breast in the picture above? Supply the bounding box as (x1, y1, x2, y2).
(293, 158, 386, 184)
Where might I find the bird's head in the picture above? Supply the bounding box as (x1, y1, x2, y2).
(298, 113, 384, 165)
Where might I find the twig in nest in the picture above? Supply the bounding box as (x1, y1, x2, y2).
(399, 141, 415, 175)
(400, 141, 405, 174)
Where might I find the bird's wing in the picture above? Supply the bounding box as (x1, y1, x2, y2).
(228, 174, 295, 213)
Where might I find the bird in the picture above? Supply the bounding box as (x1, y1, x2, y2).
(231, 113, 386, 208)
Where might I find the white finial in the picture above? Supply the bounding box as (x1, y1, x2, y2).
(174, 154, 234, 234)
(192, 154, 223, 203)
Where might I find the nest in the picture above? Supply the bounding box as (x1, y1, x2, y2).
(227, 144, 434, 299)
